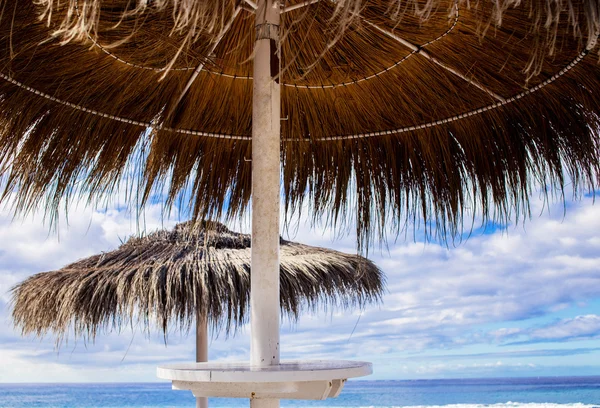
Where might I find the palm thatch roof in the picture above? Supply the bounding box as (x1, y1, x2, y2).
(11, 221, 384, 343)
(1, 0, 600, 248)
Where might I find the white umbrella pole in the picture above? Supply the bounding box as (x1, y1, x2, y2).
(196, 313, 209, 408)
(251, 0, 281, 406)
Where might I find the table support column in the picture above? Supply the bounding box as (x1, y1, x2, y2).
(251, 0, 281, 406)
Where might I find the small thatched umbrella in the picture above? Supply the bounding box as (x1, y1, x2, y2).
(11, 221, 383, 405)
(12, 221, 383, 340)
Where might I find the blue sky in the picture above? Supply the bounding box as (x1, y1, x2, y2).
(0, 190, 599, 382)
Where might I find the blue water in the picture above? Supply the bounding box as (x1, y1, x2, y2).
(0, 377, 598, 407)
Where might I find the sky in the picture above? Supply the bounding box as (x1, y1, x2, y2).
(0, 190, 599, 383)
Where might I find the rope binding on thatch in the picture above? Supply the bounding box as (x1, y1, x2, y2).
(0, 43, 590, 141)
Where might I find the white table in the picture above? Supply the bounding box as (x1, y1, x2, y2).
(157, 360, 372, 400)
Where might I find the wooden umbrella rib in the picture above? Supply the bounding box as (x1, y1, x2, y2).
(362, 19, 506, 103)
(244, 0, 258, 10)
(240, 3, 257, 13)
(175, 7, 243, 107)
(282, 0, 321, 13)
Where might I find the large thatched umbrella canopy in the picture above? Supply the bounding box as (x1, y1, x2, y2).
(1, 0, 599, 247)
(11, 222, 384, 342)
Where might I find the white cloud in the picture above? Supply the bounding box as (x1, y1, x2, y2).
(528, 315, 600, 341)
(359, 198, 600, 351)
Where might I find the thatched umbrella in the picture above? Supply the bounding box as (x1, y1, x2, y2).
(1, 0, 600, 405)
(12, 221, 383, 341)
(1, 1, 599, 248)
(12, 221, 383, 407)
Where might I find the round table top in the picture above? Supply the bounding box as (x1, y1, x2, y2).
(157, 360, 372, 383)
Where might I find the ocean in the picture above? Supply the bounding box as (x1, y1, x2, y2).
(0, 377, 598, 408)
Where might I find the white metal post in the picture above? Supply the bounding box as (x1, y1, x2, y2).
(251, 0, 281, 406)
(196, 313, 209, 408)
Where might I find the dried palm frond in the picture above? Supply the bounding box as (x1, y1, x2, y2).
(11, 221, 385, 344)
